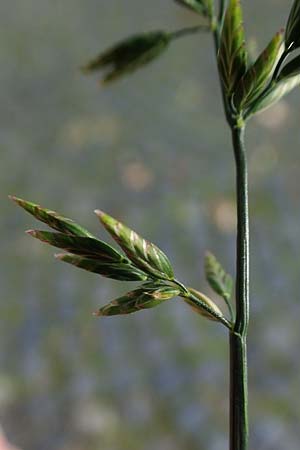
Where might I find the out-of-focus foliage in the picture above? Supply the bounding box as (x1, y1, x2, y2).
(82, 31, 172, 84)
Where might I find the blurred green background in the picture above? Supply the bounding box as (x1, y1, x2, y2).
(1, 1, 300, 449)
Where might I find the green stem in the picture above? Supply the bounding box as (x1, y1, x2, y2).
(232, 124, 249, 337)
(230, 332, 248, 450)
(230, 123, 249, 450)
(212, 10, 249, 448)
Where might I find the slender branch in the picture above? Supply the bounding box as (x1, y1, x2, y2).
(223, 294, 235, 323)
(171, 24, 210, 40)
(172, 278, 190, 295)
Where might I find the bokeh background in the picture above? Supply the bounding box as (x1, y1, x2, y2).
(1, 1, 300, 449)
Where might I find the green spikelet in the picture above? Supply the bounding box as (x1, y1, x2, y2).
(94, 283, 180, 316)
(205, 252, 233, 301)
(234, 30, 284, 111)
(55, 253, 148, 282)
(183, 287, 224, 322)
(26, 230, 128, 262)
(246, 75, 300, 117)
(11, 197, 149, 282)
(217, 0, 248, 94)
(278, 54, 300, 80)
(9, 196, 95, 238)
(285, 0, 300, 50)
(95, 210, 174, 280)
